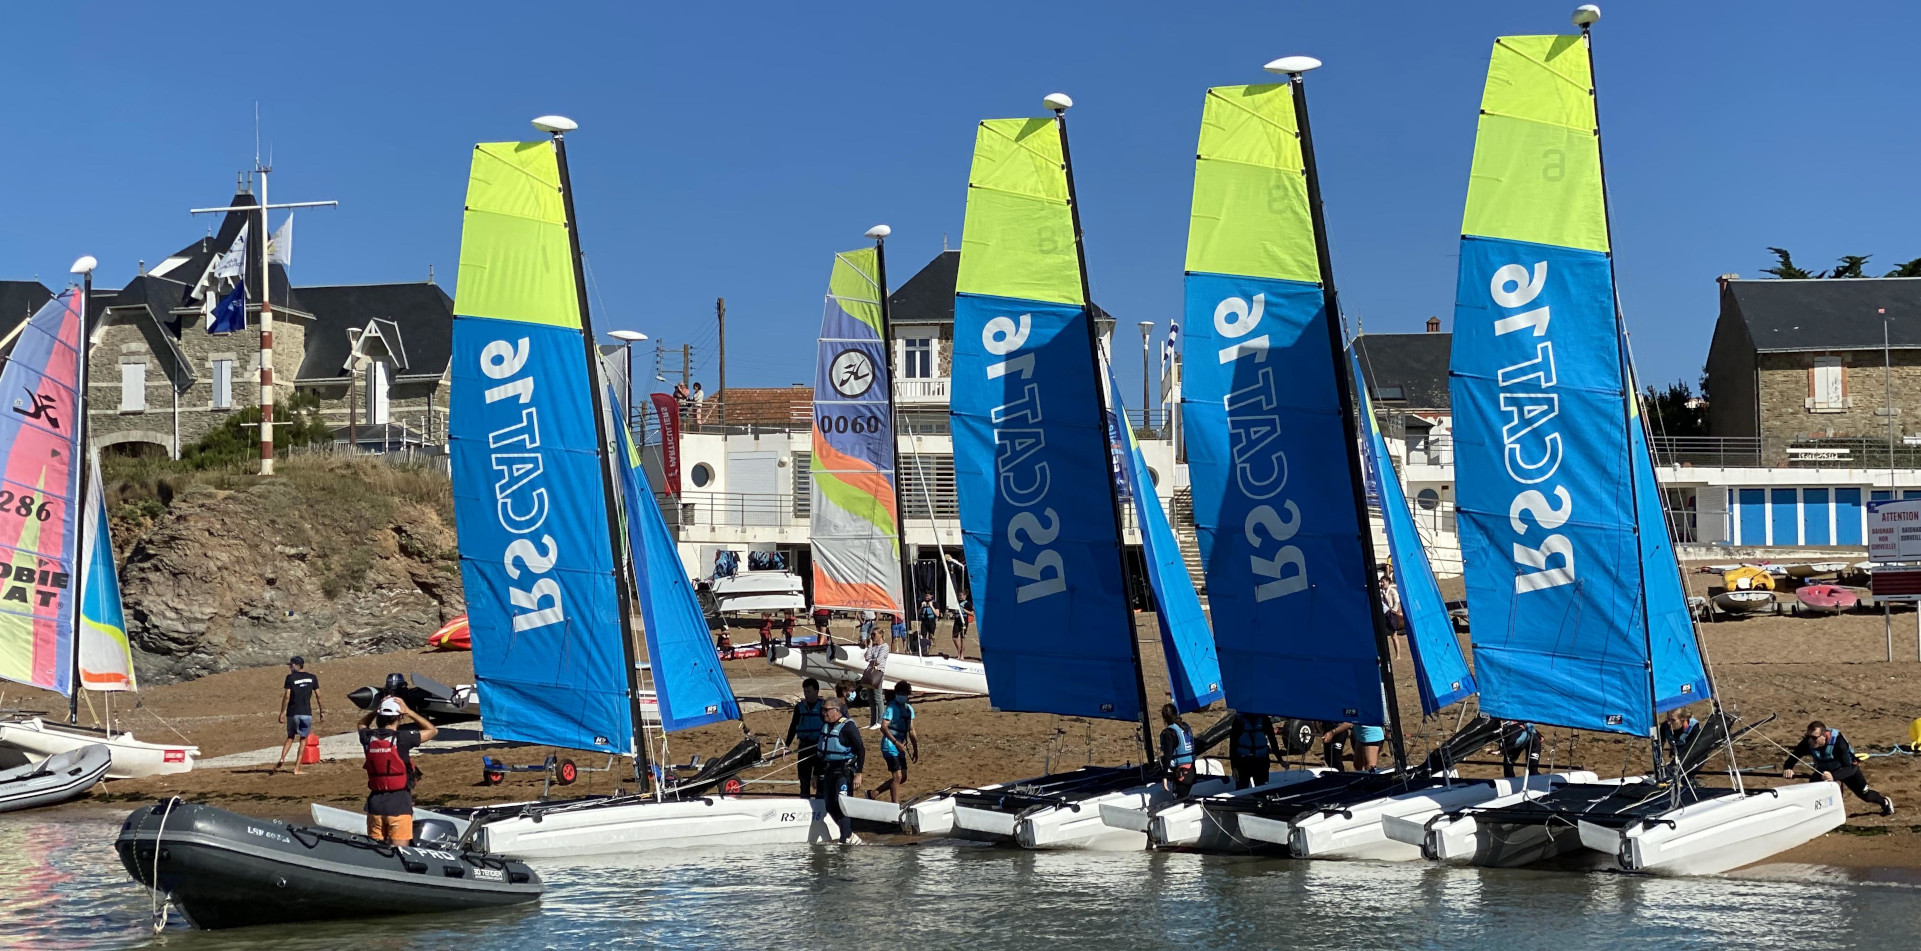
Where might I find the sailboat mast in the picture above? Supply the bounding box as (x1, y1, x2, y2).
(871, 232, 916, 618)
(1579, 16, 1668, 779)
(549, 131, 655, 792)
(70, 265, 94, 724)
(1287, 66, 1409, 769)
(1052, 103, 1158, 766)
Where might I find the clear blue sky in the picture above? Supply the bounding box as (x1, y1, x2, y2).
(4, 1, 1918, 400)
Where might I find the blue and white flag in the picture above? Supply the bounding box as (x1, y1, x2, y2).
(209, 279, 247, 334)
(213, 223, 249, 280)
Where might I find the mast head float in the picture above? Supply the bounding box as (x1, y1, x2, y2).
(1572, 5, 1601, 26)
(1263, 56, 1323, 76)
(531, 115, 579, 135)
(1042, 93, 1073, 113)
(865, 224, 892, 240)
(69, 255, 98, 275)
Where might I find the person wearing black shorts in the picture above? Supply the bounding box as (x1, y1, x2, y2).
(817, 700, 865, 843)
(1318, 721, 1350, 772)
(871, 683, 918, 803)
(1783, 721, 1894, 816)
(275, 657, 323, 775)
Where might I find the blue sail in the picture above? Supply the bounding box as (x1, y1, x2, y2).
(1630, 393, 1711, 712)
(1353, 352, 1475, 716)
(448, 140, 633, 753)
(951, 117, 1141, 722)
(610, 385, 739, 731)
(1104, 364, 1223, 713)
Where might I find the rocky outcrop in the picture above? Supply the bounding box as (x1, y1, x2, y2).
(119, 463, 463, 684)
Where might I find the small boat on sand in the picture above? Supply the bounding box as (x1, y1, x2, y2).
(1794, 584, 1858, 615)
(118, 799, 541, 929)
(0, 744, 109, 813)
(1712, 589, 1775, 616)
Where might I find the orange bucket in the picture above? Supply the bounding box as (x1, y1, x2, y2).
(300, 732, 321, 765)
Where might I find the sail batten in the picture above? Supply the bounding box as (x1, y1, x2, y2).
(1448, 33, 1708, 736)
(952, 117, 1139, 721)
(1181, 83, 1385, 723)
(810, 248, 905, 614)
(450, 140, 633, 753)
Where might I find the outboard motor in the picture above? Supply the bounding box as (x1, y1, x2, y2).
(413, 818, 460, 847)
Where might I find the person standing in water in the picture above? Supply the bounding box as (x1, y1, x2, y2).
(1783, 721, 1894, 816)
(1228, 712, 1276, 789)
(1159, 704, 1198, 796)
(817, 699, 865, 843)
(785, 679, 827, 799)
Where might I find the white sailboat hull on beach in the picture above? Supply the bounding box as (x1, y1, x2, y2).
(1285, 771, 1595, 861)
(1098, 768, 1327, 842)
(768, 644, 986, 696)
(1385, 776, 1641, 868)
(475, 795, 847, 858)
(0, 716, 197, 780)
(1574, 782, 1846, 876)
(950, 762, 1233, 850)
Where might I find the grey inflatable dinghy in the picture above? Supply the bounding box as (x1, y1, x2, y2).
(0, 743, 109, 813)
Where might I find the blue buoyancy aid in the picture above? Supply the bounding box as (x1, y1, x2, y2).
(819, 720, 857, 765)
(882, 700, 913, 756)
(1163, 722, 1196, 769)
(1233, 714, 1271, 759)
(1664, 717, 1698, 754)
(1806, 730, 1844, 768)
(794, 699, 825, 740)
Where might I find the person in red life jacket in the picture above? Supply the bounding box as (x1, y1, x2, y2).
(781, 611, 798, 648)
(1782, 721, 1894, 816)
(359, 696, 438, 844)
(812, 605, 833, 640)
(758, 615, 774, 657)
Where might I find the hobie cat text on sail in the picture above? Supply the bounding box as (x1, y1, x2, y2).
(1487, 261, 1575, 593)
(478, 336, 565, 631)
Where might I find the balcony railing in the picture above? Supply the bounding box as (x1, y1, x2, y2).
(896, 378, 950, 403)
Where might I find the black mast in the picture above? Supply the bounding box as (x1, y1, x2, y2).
(870, 231, 918, 627)
(1053, 99, 1159, 767)
(1287, 65, 1410, 770)
(69, 264, 93, 725)
(549, 126, 655, 794)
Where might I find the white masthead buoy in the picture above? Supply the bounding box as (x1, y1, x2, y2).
(1572, 5, 1601, 26)
(532, 115, 578, 134)
(865, 225, 891, 239)
(70, 255, 97, 275)
(1043, 93, 1073, 113)
(1264, 56, 1323, 76)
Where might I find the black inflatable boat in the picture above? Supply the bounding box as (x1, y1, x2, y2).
(117, 799, 541, 929)
(348, 673, 481, 725)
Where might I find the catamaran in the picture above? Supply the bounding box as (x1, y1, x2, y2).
(769, 236, 988, 704)
(0, 267, 197, 780)
(908, 93, 1233, 851)
(1392, 6, 1844, 876)
(443, 117, 834, 858)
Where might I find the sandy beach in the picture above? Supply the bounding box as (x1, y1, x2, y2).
(8, 565, 1918, 872)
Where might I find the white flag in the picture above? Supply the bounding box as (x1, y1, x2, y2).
(212, 223, 249, 280)
(268, 214, 293, 266)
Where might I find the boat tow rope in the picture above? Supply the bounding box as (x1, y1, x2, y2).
(149, 797, 179, 934)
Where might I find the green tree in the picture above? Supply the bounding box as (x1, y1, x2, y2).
(178, 391, 332, 469)
(1830, 254, 1873, 278)
(1641, 379, 1708, 438)
(1762, 247, 1815, 279)
(1886, 257, 1921, 277)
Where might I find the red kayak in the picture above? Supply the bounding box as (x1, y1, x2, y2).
(1796, 585, 1859, 615)
(427, 616, 471, 651)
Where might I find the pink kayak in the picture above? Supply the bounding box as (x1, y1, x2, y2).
(1796, 584, 1859, 614)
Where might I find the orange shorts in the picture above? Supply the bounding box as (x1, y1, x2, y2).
(367, 812, 414, 844)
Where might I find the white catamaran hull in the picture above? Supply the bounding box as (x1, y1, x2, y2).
(1386, 776, 1639, 868)
(828, 648, 987, 696)
(1574, 782, 1846, 876)
(1288, 772, 1595, 861)
(949, 763, 1232, 850)
(1098, 769, 1328, 847)
(0, 717, 197, 780)
(477, 795, 845, 858)
(710, 571, 806, 615)
(900, 786, 1007, 836)
(837, 792, 903, 827)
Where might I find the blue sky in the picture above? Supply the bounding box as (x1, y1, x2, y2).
(4, 1, 1918, 400)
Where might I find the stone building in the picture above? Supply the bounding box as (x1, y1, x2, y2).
(79, 185, 452, 459)
(1705, 275, 1921, 465)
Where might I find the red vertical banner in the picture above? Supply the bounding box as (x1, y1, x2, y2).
(651, 393, 682, 496)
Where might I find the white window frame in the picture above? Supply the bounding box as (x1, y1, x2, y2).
(900, 337, 934, 380)
(368, 360, 391, 425)
(212, 358, 233, 410)
(1807, 356, 1847, 412)
(119, 363, 146, 413)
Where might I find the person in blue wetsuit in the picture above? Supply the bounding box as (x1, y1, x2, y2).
(1783, 721, 1893, 816)
(818, 700, 866, 843)
(1499, 720, 1542, 779)
(1159, 704, 1198, 796)
(1228, 713, 1276, 789)
(870, 682, 919, 803)
(1661, 708, 1700, 778)
(785, 678, 826, 798)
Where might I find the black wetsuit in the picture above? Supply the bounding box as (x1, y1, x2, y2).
(818, 718, 866, 842)
(1499, 721, 1541, 779)
(1783, 731, 1891, 810)
(1318, 721, 1347, 772)
(1229, 714, 1274, 789)
(786, 698, 826, 798)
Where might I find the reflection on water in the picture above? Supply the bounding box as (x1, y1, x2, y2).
(3, 811, 1915, 950)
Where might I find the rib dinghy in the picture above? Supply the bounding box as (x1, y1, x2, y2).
(444, 119, 832, 858)
(1404, 6, 1842, 875)
(0, 743, 109, 813)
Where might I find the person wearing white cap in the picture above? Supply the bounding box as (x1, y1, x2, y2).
(358, 694, 437, 844)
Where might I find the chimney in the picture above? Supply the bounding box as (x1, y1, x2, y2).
(427, 264, 435, 284)
(237, 170, 251, 195)
(1717, 272, 1739, 291)
(138, 259, 146, 276)
(1426, 316, 1441, 333)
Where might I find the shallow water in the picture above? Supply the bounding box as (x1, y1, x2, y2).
(4, 810, 1916, 950)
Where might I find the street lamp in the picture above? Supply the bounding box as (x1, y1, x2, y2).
(1138, 320, 1155, 433)
(608, 329, 648, 443)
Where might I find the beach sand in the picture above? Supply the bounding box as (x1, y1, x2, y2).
(10, 567, 1919, 871)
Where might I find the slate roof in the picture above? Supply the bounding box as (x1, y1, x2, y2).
(294, 283, 453, 382)
(0, 282, 52, 335)
(887, 249, 1118, 326)
(1353, 332, 1452, 411)
(1723, 277, 1921, 352)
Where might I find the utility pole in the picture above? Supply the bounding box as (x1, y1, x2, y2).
(681, 344, 691, 388)
(1138, 320, 1154, 433)
(716, 297, 727, 425)
(190, 164, 337, 475)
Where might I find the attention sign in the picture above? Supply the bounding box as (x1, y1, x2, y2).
(1868, 498, 1921, 563)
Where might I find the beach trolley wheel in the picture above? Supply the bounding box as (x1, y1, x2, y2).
(556, 759, 578, 785)
(1281, 719, 1315, 756)
(482, 756, 506, 786)
(722, 778, 744, 797)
